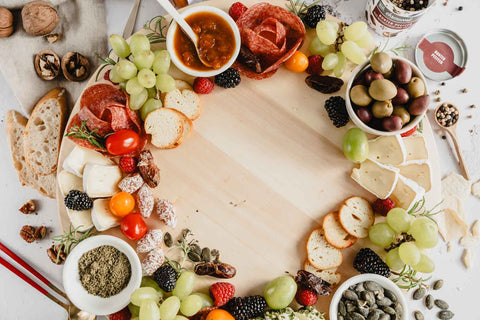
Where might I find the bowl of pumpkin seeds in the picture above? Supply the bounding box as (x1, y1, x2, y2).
(329, 274, 408, 320)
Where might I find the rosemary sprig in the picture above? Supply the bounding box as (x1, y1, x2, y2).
(52, 225, 97, 262)
(370, 37, 414, 58)
(166, 229, 198, 273)
(391, 265, 430, 290)
(144, 15, 170, 44)
(286, 0, 321, 17)
(94, 50, 118, 81)
(65, 120, 107, 150)
(408, 197, 443, 224)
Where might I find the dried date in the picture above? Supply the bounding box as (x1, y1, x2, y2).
(305, 75, 344, 94)
(194, 262, 236, 279)
(295, 270, 332, 295)
(137, 150, 161, 188)
(237, 46, 262, 74)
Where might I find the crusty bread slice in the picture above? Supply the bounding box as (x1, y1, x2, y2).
(23, 88, 67, 175)
(6, 110, 56, 198)
(338, 196, 374, 239)
(162, 88, 201, 121)
(303, 261, 342, 286)
(322, 212, 357, 248)
(306, 228, 343, 270)
(175, 110, 193, 144)
(144, 108, 184, 149)
(160, 80, 192, 101)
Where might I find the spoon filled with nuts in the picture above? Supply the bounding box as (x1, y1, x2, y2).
(434, 103, 470, 180)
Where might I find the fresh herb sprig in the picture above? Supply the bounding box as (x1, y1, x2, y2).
(94, 50, 118, 81)
(144, 15, 170, 44)
(166, 229, 199, 273)
(65, 120, 108, 150)
(51, 225, 97, 263)
(370, 37, 413, 58)
(391, 265, 431, 290)
(286, 0, 322, 17)
(408, 197, 442, 224)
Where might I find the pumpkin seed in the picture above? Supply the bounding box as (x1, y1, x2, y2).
(376, 297, 392, 307)
(365, 281, 381, 292)
(425, 294, 434, 309)
(374, 291, 384, 300)
(394, 302, 403, 316)
(339, 300, 347, 316)
(356, 283, 366, 292)
(343, 290, 359, 301)
(350, 312, 366, 320)
(434, 299, 449, 310)
(413, 287, 426, 300)
(201, 247, 211, 262)
(338, 316, 344, 320)
(191, 244, 202, 255)
(433, 280, 444, 290)
(164, 232, 173, 247)
(381, 306, 395, 315)
(378, 314, 390, 320)
(438, 310, 454, 320)
(187, 251, 201, 262)
(366, 311, 380, 320)
(346, 301, 357, 312)
(414, 311, 424, 320)
(384, 289, 397, 302)
(358, 305, 369, 317)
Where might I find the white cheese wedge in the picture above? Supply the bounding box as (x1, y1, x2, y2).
(91, 199, 121, 231)
(403, 136, 428, 162)
(58, 170, 83, 196)
(367, 135, 406, 165)
(66, 208, 93, 232)
(390, 175, 425, 211)
(396, 161, 432, 192)
(351, 159, 399, 199)
(83, 164, 122, 198)
(63, 145, 113, 177)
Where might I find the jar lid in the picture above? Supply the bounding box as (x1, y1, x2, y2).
(415, 29, 467, 81)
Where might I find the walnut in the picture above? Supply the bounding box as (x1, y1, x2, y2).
(34, 49, 60, 80)
(21, 1, 59, 36)
(61, 52, 90, 82)
(19, 199, 36, 214)
(20, 225, 36, 243)
(34, 226, 47, 240)
(44, 33, 60, 43)
(47, 244, 66, 264)
(0, 7, 13, 38)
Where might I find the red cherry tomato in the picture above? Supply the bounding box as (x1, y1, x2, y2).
(105, 129, 140, 156)
(121, 213, 148, 240)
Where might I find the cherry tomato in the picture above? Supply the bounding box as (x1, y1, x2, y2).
(109, 192, 135, 217)
(284, 51, 309, 73)
(105, 129, 140, 156)
(121, 213, 148, 241)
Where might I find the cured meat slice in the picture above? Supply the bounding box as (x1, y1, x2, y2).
(80, 83, 126, 112)
(78, 106, 112, 137)
(65, 115, 104, 152)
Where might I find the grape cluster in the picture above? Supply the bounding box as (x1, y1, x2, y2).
(108, 34, 175, 121)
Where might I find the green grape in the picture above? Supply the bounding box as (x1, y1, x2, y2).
(343, 128, 369, 163)
(264, 276, 297, 310)
(322, 53, 339, 70)
(325, 20, 340, 32)
(109, 66, 125, 84)
(131, 287, 160, 306)
(159, 296, 181, 320)
(140, 299, 160, 320)
(333, 52, 346, 77)
(156, 74, 176, 93)
(116, 59, 138, 80)
(398, 242, 421, 266)
(316, 20, 337, 45)
(193, 293, 213, 308)
(137, 69, 156, 88)
(119, 82, 127, 90)
(152, 50, 171, 74)
(412, 253, 435, 273)
(308, 37, 333, 57)
(344, 21, 368, 42)
(133, 318, 140, 320)
(129, 303, 141, 317)
(341, 41, 367, 65)
(385, 248, 405, 271)
(141, 98, 162, 120)
(179, 295, 203, 317)
(130, 34, 151, 55)
(126, 77, 144, 95)
(386, 208, 411, 233)
(130, 88, 149, 110)
(109, 34, 131, 58)
(141, 277, 163, 294)
(133, 50, 155, 70)
(173, 271, 195, 300)
(369, 223, 395, 247)
(408, 217, 438, 249)
(175, 316, 189, 320)
(355, 31, 373, 49)
(147, 87, 157, 99)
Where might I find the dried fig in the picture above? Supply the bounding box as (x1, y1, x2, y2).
(0, 7, 13, 38)
(34, 49, 60, 80)
(22, 1, 59, 36)
(61, 52, 90, 82)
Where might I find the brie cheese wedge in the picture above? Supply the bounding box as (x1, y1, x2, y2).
(351, 159, 399, 199)
(368, 135, 406, 165)
(63, 145, 113, 177)
(66, 208, 93, 232)
(83, 164, 122, 198)
(396, 161, 432, 192)
(58, 170, 83, 196)
(403, 136, 428, 162)
(92, 199, 121, 231)
(390, 175, 425, 211)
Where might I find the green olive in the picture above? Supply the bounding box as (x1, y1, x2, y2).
(372, 100, 393, 118)
(369, 79, 397, 101)
(393, 106, 411, 124)
(370, 52, 393, 74)
(350, 85, 372, 107)
(406, 77, 426, 98)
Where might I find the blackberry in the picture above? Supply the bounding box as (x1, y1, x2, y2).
(223, 295, 267, 320)
(153, 263, 178, 292)
(302, 5, 326, 29)
(64, 190, 93, 211)
(324, 96, 349, 128)
(353, 248, 391, 278)
(215, 68, 241, 88)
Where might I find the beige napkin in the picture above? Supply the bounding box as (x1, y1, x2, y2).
(1, 0, 67, 10)
(0, 0, 107, 114)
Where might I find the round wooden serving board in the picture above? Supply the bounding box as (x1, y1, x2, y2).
(57, 0, 442, 313)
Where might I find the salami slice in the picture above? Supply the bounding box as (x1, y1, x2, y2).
(80, 83, 126, 112)
(78, 106, 113, 137)
(65, 115, 105, 152)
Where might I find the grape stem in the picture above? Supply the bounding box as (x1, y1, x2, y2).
(391, 265, 430, 291)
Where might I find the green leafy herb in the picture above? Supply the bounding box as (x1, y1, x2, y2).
(370, 37, 414, 58)
(408, 197, 443, 224)
(94, 50, 118, 81)
(52, 225, 97, 263)
(144, 15, 170, 44)
(165, 229, 199, 273)
(65, 120, 107, 150)
(391, 265, 430, 290)
(286, 0, 322, 17)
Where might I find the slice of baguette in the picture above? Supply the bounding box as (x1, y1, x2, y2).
(160, 80, 192, 101)
(338, 196, 374, 239)
(144, 108, 184, 149)
(176, 110, 193, 144)
(303, 261, 342, 286)
(163, 87, 201, 121)
(24, 88, 67, 175)
(322, 212, 357, 248)
(306, 228, 343, 270)
(6, 110, 56, 198)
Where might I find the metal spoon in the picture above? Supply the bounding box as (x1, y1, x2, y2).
(155, 0, 212, 67)
(434, 103, 470, 180)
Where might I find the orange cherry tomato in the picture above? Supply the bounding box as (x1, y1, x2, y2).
(206, 309, 235, 320)
(109, 192, 135, 217)
(284, 51, 309, 73)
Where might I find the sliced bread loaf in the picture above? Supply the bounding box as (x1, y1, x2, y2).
(306, 228, 343, 270)
(163, 87, 201, 121)
(322, 211, 357, 248)
(144, 108, 184, 149)
(338, 196, 374, 239)
(23, 87, 67, 175)
(176, 110, 193, 144)
(303, 261, 341, 286)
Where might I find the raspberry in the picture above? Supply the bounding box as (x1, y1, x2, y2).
(119, 156, 137, 173)
(306, 55, 323, 75)
(210, 282, 235, 306)
(401, 125, 418, 137)
(295, 287, 318, 306)
(229, 2, 248, 21)
(372, 198, 395, 216)
(108, 307, 131, 320)
(193, 77, 215, 94)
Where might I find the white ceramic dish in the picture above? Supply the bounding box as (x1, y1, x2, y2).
(346, 56, 428, 136)
(63, 235, 142, 316)
(329, 274, 408, 320)
(166, 5, 241, 77)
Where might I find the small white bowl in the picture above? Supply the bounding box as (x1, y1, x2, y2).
(346, 56, 428, 136)
(329, 274, 408, 320)
(63, 235, 142, 316)
(166, 5, 241, 77)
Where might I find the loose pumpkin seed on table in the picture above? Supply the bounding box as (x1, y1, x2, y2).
(425, 294, 434, 309)
(438, 310, 455, 320)
(433, 280, 444, 290)
(434, 299, 449, 310)
(413, 287, 426, 300)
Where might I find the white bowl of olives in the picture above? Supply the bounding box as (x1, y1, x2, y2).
(346, 54, 429, 136)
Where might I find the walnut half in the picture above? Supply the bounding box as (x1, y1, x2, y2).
(61, 52, 90, 82)
(34, 49, 60, 80)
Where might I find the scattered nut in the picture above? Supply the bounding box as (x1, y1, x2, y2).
(46, 244, 66, 264)
(34, 49, 60, 80)
(19, 200, 36, 214)
(461, 88, 468, 93)
(0, 7, 14, 38)
(435, 90, 440, 95)
(20, 225, 36, 243)
(462, 248, 473, 269)
(22, 1, 59, 36)
(436, 97, 441, 102)
(44, 33, 61, 43)
(61, 52, 90, 82)
(34, 226, 47, 240)
(471, 104, 477, 109)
